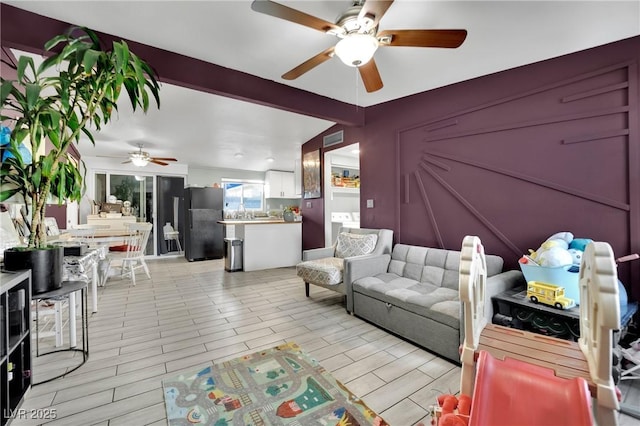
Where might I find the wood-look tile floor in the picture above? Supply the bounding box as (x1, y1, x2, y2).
(13, 256, 640, 425)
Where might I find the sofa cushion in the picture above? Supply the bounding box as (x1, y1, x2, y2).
(296, 257, 344, 286)
(353, 274, 461, 329)
(388, 244, 503, 290)
(335, 232, 378, 258)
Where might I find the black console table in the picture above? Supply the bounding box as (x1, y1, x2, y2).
(32, 281, 89, 385)
(492, 287, 638, 341)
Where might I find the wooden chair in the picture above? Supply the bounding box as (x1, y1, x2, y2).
(459, 235, 620, 426)
(106, 222, 152, 286)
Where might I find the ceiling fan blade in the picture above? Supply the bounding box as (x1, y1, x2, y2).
(150, 157, 178, 162)
(282, 46, 335, 80)
(150, 159, 169, 166)
(359, 0, 394, 27)
(121, 159, 132, 164)
(359, 59, 383, 93)
(251, 0, 341, 34)
(97, 154, 127, 159)
(377, 29, 467, 48)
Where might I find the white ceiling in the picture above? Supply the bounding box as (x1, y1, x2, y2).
(6, 0, 640, 173)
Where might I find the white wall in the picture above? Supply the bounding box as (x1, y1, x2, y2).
(188, 166, 264, 187)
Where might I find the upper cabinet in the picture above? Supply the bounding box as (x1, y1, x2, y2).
(265, 170, 296, 198)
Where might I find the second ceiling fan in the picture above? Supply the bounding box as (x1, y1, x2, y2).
(123, 144, 177, 167)
(251, 0, 468, 93)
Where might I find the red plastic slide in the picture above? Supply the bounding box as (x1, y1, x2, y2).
(469, 351, 594, 426)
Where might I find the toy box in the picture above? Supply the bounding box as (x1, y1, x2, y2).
(519, 262, 580, 305)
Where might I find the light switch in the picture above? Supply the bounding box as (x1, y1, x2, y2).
(306, 201, 312, 208)
(366, 199, 374, 208)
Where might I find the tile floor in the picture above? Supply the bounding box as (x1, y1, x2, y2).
(12, 256, 640, 425)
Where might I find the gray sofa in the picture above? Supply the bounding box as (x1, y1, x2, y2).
(344, 243, 522, 362)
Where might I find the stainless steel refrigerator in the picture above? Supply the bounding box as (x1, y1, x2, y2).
(183, 187, 224, 261)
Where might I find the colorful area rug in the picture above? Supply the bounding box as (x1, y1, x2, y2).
(163, 341, 388, 425)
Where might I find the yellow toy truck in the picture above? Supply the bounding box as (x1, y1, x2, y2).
(526, 281, 575, 310)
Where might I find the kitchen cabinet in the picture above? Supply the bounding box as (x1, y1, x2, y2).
(1, 270, 32, 426)
(265, 170, 296, 198)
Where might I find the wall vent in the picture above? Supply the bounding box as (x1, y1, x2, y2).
(323, 130, 344, 148)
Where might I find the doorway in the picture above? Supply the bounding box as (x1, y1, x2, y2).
(323, 143, 360, 247)
(157, 176, 186, 255)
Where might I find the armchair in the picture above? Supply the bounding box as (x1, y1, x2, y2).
(296, 227, 393, 299)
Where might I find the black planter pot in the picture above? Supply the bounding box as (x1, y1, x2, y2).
(3, 246, 64, 295)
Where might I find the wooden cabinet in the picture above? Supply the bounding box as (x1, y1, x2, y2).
(265, 170, 296, 198)
(1, 270, 32, 426)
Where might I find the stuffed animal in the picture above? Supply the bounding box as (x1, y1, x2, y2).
(569, 238, 593, 252)
(528, 233, 576, 267)
(537, 246, 574, 267)
(567, 248, 583, 266)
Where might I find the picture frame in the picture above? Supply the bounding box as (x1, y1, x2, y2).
(302, 150, 321, 199)
(44, 217, 60, 236)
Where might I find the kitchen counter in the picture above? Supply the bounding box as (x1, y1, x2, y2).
(220, 220, 301, 271)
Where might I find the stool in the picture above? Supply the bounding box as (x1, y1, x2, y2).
(32, 281, 89, 385)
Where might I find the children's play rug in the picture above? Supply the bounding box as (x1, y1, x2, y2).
(163, 341, 388, 425)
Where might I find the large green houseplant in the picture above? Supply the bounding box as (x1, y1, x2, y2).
(0, 26, 160, 293)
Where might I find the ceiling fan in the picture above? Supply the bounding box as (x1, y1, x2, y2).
(251, 0, 467, 93)
(107, 144, 178, 167)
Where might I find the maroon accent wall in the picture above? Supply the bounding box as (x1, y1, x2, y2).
(305, 36, 640, 300)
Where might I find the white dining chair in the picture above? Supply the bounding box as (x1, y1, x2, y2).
(106, 222, 153, 286)
(68, 224, 97, 243)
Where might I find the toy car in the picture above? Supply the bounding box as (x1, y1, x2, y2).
(526, 281, 575, 310)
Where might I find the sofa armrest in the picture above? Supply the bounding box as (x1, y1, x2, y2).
(343, 253, 392, 313)
(484, 270, 526, 324)
(303, 247, 335, 261)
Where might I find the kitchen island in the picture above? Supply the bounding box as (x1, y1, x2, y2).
(218, 220, 301, 271)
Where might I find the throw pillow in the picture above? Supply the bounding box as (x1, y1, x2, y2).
(335, 232, 378, 258)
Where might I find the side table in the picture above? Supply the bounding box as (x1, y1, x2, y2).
(32, 281, 89, 385)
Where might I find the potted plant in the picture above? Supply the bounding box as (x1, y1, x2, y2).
(0, 26, 160, 294)
(283, 206, 299, 222)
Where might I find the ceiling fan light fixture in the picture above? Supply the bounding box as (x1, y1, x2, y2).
(131, 155, 149, 167)
(334, 33, 378, 67)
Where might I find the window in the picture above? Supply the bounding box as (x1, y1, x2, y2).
(223, 181, 264, 211)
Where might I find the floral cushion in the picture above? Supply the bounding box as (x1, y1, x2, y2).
(335, 232, 378, 258)
(296, 257, 344, 286)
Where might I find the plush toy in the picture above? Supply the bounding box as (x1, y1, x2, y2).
(528, 233, 576, 267)
(569, 238, 593, 252)
(537, 246, 574, 267)
(548, 231, 574, 244)
(567, 248, 583, 266)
